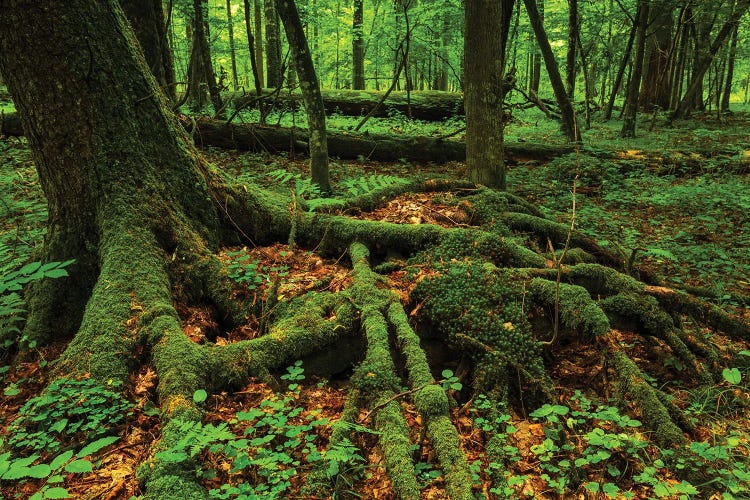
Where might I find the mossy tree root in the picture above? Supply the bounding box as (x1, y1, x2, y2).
(387, 302, 474, 500)
(645, 285, 750, 340)
(349, 242, 421, 499)
(528, 278, 611, 338)
(607, 348, 688, 447)
(600, 294, 713, 384)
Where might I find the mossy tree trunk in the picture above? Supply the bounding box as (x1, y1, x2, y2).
(119, 0, 177, 101)
(275, 0, 331, 193)
(193, 0, 226, 118)
(464, 0, 514, 190)
(264, 0, 283, 87)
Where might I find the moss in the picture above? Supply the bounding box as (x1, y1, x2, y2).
(529, 278, 611, 337)
(646, 286, 750, 340)
(414, 263, 545, 382)
(601, 293, 712, 384)
(415, 230, 545, 268)
(464, 188, 546, 223)
(609, 350, 686, 446)
(375, 400, 420, 500)
(388, 291, 473, 498)
(555, 247, 596, 264)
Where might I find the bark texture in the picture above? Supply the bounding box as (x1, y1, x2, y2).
(275, 0, 330, 192)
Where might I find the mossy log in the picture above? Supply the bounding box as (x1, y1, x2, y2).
(224, 88, 465, 121)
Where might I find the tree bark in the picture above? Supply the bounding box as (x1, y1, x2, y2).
(254, 0, 265, 85)
(621, 0, 649, 138)
(720, 22, 739, 112)
(194, 0, 226, 117)
(226, 0, 239, 91)
(566, 0, 578, 99)
(352, 0, 365, 89)
(119, 0, 177, 101)
(275, 0, 330, 192)
(243, 0, 266, 121)
(671, 0, 750, 120)
(464, 0, 515, 189)
(523, 0, 581, 143)
(638, 0, 674, 110)
(265, 0, 283, 87)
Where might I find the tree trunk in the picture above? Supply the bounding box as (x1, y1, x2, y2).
(670, 0, 750, 120)
(254, 0, 265, 85)
(243, 0, 266, 121)
(226, 0, 239, 91)
(264, 0, 283, 87)
(465, 0, 514, 189)
(529, 0, 543, 93)
(566, 0, 578, 99)
(638, 0, 674, 110)
(604, 13, 637, 120)
(275, 0, 330, 192)
(523, 0, 581, 143)
(352, 0, 365, 89)
(194, 0, 226, 118)
(720, 23, 739, 112)
(119, 0, 177, 101)
(621, 0, 649, 138)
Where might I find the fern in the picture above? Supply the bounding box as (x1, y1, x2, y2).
(340, 174, 408, 197)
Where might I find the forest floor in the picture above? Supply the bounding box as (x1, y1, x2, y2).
(1, 107, 750, 499)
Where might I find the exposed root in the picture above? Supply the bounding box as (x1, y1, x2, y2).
(528, 278, 611, 338)
(349, 242, 420, 499)
(607, 348, 688, 446)
(388, 302, 473, 499)
(645, 285, 750, 340)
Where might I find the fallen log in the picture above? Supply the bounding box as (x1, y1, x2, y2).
(223, 88, 465, 121)
(187, 116, 578, 163)
(3, 112, 747, 172)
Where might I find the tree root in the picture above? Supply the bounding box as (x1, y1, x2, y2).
(606, 348, 688, 446)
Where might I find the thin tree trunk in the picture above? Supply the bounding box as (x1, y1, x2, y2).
(265, 0, 283, 87)
(605, 14, 637, 120)
(275, 0, 330, 192)
(226, 0, 239, 90)
(671, 0, 750, 120)
(621, 0, 649, 137)
(352, 0, 365, 89)
(720, 23, 739, 112)
(566, 0, 578, 99)
(254, 0, 264, 85)
(194, 0, 225, 118)
(529, 0, 543, 93)
(244, 0, 266, 121)
(523, 0, 580, 142)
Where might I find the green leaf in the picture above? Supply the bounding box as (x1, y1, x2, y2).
(723, 368, 742, 385)
(28, 463, 52, 478)
(64, 460, 93, 473)
(193, 389, 208, 403)
(77, 436, 119, 458)
(653, 483, 670, 497)
(43, 487, 70, 499)
(584, 482, 600, 493)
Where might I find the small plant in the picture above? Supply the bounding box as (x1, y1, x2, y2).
(8, 377, 131, 454)
(0, 435, 119, 499)
(1, 259, 74, 351)
(339, 174, 408, 197)
(225, 250, 263, 289)
(155, 361, 332, 499)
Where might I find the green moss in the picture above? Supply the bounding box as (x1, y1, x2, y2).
(413, 262, 546, 387)
(529, 278, 610, 337)
(609, 350, 686, 446)
(601, 294, 712, 384)
(375, 400, 420, 500)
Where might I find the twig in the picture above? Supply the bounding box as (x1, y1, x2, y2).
(358, 380, 439, 424)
